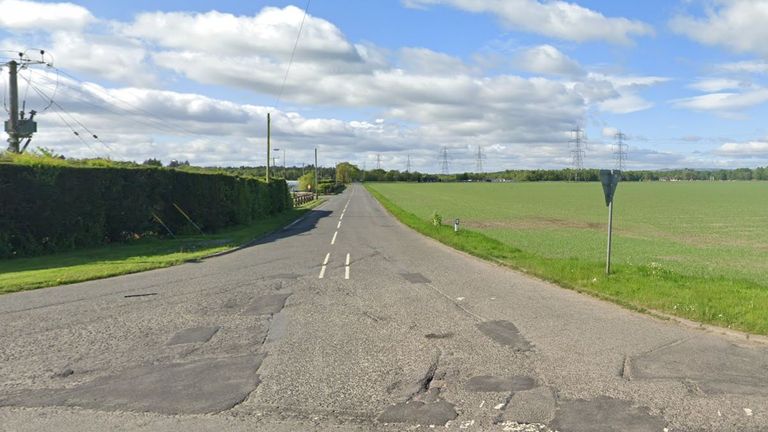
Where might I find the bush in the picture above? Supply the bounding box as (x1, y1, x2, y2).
(431, 211, 442, 227)
(0, 163, 291, 258)
(318, 180, 346, 194)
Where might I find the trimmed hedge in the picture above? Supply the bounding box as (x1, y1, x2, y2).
(0, 164, 291, 258)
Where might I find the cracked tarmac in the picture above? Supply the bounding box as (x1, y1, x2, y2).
(1, 185, 767, 431)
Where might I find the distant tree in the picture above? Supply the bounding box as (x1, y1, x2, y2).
(142, 158, 163, 167)
(168, 160, 190, 168)
(335, 162, 360, 184)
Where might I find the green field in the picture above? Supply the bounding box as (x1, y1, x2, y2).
(367, 182, 768, 334)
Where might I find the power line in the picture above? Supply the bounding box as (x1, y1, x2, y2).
(38, 67, 204, 138)
(614, 131, 629, 170)
(275, 0, 311, 108)
(22, 75, 111, 154)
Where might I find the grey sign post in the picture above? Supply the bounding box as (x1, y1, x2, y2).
(599, 170, 621, 275)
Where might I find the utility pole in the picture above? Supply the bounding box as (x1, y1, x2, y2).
(614, 131, 628, 171)
(314, 148, 319, 200)
(6, 60, 19, 153)
(266, 113, 271, 183)
(570, 126, 585, 181)
(440, 147, 449, 175)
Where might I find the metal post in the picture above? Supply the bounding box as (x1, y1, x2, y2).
(314, 148, 318, 200)
(606, 199, 614, 275)
(266, 113, 271, 183)
(7, 61, 19, 153)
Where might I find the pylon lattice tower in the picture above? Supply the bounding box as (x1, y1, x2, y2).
(439, 147, 450, 175)
(614, 131, 628, 171)
(570, 126, 585, 181)
(475, 146, 485, 173)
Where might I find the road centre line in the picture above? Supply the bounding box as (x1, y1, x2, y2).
(319, 265, 327, 279)
(323, 253, 330, 265)
(345, 253, 350, 280)
(331, 231, 338, 245)
(337, 221, 342, 229)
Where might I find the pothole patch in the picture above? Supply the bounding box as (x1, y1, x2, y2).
(243, 293, 291, 316)
(465, 375, 536, 393)
(377, 400, 458, 426)
(167, 326, 220, 345)
(476, 320, 533, 351)
(550, 397, 666, 432)
(401, 273, 431, 284)
(2, 354, 266, 415)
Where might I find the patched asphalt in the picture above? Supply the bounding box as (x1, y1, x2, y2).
(0, 184, 767, 431)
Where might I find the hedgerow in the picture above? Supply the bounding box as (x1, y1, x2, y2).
(0, 162, 291, 258)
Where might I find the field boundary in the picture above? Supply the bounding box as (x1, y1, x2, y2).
(365, 184, 768, 339)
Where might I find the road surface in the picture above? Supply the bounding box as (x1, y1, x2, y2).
(1, 184, 766, 431)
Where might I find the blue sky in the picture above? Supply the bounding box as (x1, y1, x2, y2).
(3, 0, 768, 172)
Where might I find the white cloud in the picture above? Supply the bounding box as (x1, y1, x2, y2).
(688, 78, 746, 92)
(0, 0, 93, 32)
(717, 60, 768, 74)
(585, 73, 669, 114)
(673, 89, 768, 113)
(514, 45, 584, 76)
(403, 0, 653, 44)
(716, 141, 768, 157)
(671, 0, 768, 57)
(602, 127, 619, 138)
(123, 7, 359, 62)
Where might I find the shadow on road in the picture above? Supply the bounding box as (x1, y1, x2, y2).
(245, 209, 333, 247)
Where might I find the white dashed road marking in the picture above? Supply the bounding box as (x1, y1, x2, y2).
(331, 231, 338, 245)
(345, 253, 350, 280)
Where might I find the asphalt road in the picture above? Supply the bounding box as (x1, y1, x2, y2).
(1, 184, 767, 431)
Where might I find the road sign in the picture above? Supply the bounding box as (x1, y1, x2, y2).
(599, 170, 621, 275)
(599, 169, 621, 206)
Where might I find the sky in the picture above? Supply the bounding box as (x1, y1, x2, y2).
(3, 0, 768, 172)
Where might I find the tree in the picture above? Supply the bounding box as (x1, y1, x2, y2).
(335, 162, 360, 184)
(298, 172, 315, 191)
(143, 158, 163, 167)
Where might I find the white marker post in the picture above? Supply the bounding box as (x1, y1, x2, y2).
(599, 170, 621, 275)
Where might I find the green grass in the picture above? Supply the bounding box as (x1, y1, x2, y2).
(0, 200, 323, 294)
(366, 182, 768, 335)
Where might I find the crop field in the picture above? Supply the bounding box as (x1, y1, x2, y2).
(367, 181, 768, 334)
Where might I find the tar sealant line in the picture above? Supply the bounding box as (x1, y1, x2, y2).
(345, 253, 350, 280)
(331, 231, 338, 245)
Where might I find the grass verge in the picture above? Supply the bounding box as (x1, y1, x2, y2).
(366, 185, 768, 335)
(0, 200, 324, 294)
